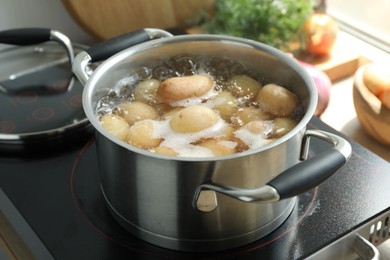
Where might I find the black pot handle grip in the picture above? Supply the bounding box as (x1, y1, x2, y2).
(267, 148, 346, 199)
(87, 29, 152, 63)
(0, 28, 51, 45)
(0, 27, 75, 64)
(267, 130, 352, 200)
(86, 28, 173, 63)
(73, 28, 173, 86)
(193, 130, 352, 211)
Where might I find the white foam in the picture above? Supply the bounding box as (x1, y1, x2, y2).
(148, 116, 229, 157)
(203, 94, 223, 108)
(167, 88, 218, 107)
(217, 140, 238, 150)
(234, 126, 274, 150)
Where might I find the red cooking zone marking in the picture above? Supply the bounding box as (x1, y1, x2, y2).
(0, 120, 16, 133)
(32, 107, 55, 121)
(49, 79, 71, 93)
(15, 91, 38, 104)
(63, 94, 82, 111)
(68, 94, 82, 108)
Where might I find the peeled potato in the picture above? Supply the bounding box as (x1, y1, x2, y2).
(170, 105, 219, 133)
(118, 101, 159, 125)
(235, 120, 274, 149)
(273, 117, 298, 137)
(220, 125, 235, 139)
(230, 136, 249, 153)
(211, 91, 238, 120)
(157, 75, 213, 102)
(161, 107, 184, 119)
(133, 79, 160, 102)
(242, 120, 269, 134)
(256, 84, 298, 116)
(198, 138, 236, 156)
(362, 63, 390, 109)
(362, 64, 390, 96)
(153, 146, 178, 156)
(228, 75, 261, 100)
(100, 114, 130, 141)
(379, 87, 390, 109)
(126, 120, 163, 149)
(231, 107, 272, 127)
(98, 69, 303, 157)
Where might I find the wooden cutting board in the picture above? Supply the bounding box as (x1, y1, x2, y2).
(297, 41, 361, 81)
(62, 1, 360, 81)
(62, 0, 215, 40)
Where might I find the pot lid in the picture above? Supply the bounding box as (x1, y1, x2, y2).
(0, 42, 91, 153)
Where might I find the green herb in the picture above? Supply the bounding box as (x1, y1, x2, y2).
(202, 0, 314, 51)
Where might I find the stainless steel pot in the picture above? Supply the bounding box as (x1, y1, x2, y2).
(73, 28, 352, 252)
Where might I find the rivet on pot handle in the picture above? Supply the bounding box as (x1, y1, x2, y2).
(0, 27, 74, 63)
(193, 130, 352, 210)
(73, 28, 173, 85)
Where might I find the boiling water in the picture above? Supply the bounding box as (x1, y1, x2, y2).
(95, 54, 302, 157)
(96, 54, 253, 115)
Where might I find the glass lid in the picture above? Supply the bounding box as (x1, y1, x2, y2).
(0, 42, 91, 150)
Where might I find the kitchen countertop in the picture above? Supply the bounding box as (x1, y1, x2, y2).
(320, 76, 390, 162)
(319, 32, 390, 162)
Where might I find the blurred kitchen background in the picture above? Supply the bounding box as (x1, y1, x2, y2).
(1, 1, 389, 46)
(0, 0, 96, 47)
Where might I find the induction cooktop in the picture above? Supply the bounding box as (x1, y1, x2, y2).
(1, 117, 390, 259)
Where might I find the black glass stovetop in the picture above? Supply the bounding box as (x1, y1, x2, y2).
(1, 117, 390, 260)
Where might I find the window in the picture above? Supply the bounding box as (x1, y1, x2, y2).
(327, 0, 390, 53)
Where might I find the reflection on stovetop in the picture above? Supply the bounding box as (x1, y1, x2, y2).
(1, 117, 390, 259)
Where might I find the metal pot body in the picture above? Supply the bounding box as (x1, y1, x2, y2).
(78, 33, 336, 252)
(96, 127, 300, 251)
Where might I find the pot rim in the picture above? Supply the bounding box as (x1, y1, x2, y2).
(82, 34, 317, 162)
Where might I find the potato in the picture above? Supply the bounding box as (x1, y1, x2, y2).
(98, 70, 303, 158)
(379, 87, 390, 109)
(256, 83, 298, 116)
(153, 146, 178, 156)
(220, 125, 235, 139)
(272, 117, 298, 137)
(126, 120, 163, 149)
(198, 138, 236, 156)
(362, 64, 390, 96)
(100, 114, 130, 141)
(230, 136, 249, 153)
(242, 120, 269, 134)
(227, 75, 261, 100)
(169, 105, 219, 133)
(157, 75, 213, 102)
(362, 63, 390, 109)
(211, 91, 238, 120)
(117, 101, 159, 125)
(234, 121, 274, 149)
(133, 79, 160, 102)
(161, 107, 184, 119)
(231, 107, 272, 127)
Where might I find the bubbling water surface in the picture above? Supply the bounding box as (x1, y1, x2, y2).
(96, 54, 302, 157)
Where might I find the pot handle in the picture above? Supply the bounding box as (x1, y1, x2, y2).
(0, 28, 74, 63)
(193, 130, 352, 209)
(72, 28, 173, 85)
